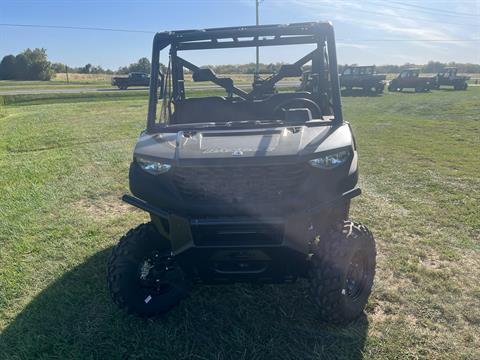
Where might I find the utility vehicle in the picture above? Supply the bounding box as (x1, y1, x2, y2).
(111, 72, 150, 90)
(435, 67, 469, 90)
(108, 22, 376, 324)
(388, 68, 435, 92)
(339, 65, 386, 93)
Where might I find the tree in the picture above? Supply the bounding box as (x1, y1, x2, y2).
(0, 48, 52, 80)
(79, 63, 92, 74)
(424, 61, 444, 73)
(0, 55, 16, 80)
(117, 66, 129, 75)
(130, 57, 151, 73)
(51, 62, 68, 73)
(90, 65, 106, 74)
(22, 48, 52, 80)
(117, 57, 152, 74)
(14, 54, 31, 80)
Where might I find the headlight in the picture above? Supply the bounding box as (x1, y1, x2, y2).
(136, 156, 171, 175)
(309, 150, 351, 169)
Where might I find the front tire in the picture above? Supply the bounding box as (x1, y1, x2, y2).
(107, 223, 190, 318)
(309, 221, 376, 324)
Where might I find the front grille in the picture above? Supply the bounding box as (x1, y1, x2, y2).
(173, 164, 306, 204)
(192, 222, 284, 246)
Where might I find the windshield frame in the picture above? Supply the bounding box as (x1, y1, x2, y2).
(146, 22, 343, 133)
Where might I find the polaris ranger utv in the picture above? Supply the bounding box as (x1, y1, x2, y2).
(340, 65, 386, 93)
(108, 22, 376, 324)
(388, 68, 435, 93)
(435, 67, 470, 90)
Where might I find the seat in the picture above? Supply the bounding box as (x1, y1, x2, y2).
(172, 97, 256, 124)
(170, 92, 318, 124)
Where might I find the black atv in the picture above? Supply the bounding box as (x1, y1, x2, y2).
(108, 22, 376, 324)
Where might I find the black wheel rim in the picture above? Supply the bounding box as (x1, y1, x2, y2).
(345, 252, 367, 301)
(137, 251, 177, 295)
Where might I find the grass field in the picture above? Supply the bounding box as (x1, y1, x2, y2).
(0, 74, 112, 89)
(0, 88, 479, 359)
(0, 73, 256, 91)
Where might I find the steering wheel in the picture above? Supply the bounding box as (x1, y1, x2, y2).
(272, 98, 322, 120)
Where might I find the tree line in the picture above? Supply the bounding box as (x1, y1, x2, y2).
(0, 48, 52, 80)
(356, 61, 480, 74)
(0, 49, 156, 80)
(209, 61, 480, 74)
(1, 48, 480, 81)
(50, 57, 154, 75)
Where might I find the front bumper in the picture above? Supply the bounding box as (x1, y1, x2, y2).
(122, 188, 360, 283)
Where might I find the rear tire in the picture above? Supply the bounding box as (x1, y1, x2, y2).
(107, 223, 190, 318)
(309, 221, 376, 324)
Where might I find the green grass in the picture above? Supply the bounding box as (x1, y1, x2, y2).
(0, 91, 149, 106)
(0, 79, 111, 91)
(0, 73, 267, 92)
(0, 89, 479, 359)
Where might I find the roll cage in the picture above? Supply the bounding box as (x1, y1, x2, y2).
(147, 22, 343, 133)
(342, 66, 376, 75)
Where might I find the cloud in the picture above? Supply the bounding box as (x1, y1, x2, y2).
(274, 0, 475, 49)
(240, 0, 478, 63)
(337, 42, 372, 49)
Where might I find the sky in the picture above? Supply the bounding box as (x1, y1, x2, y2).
(0, 0, 479, 70)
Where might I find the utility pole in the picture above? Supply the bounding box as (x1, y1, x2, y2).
(255, 0, 261, 77)
(65, 65, 69, 84)
(255, 0, 260, 76)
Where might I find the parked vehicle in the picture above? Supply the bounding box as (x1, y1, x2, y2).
(111, 72, 150, 90)
(340, 66, 386, 93)
(107, 22, 376, 324)
(388, 68, 436, 92)
(435, 67, 469, 90)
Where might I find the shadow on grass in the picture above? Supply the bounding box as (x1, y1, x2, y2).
(0, 248, 369, 359)
(434, 87, 467, 92)
(341, 89, 383, 97)
(97, 87, 149, 92)
(387, 89, 434, 95)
